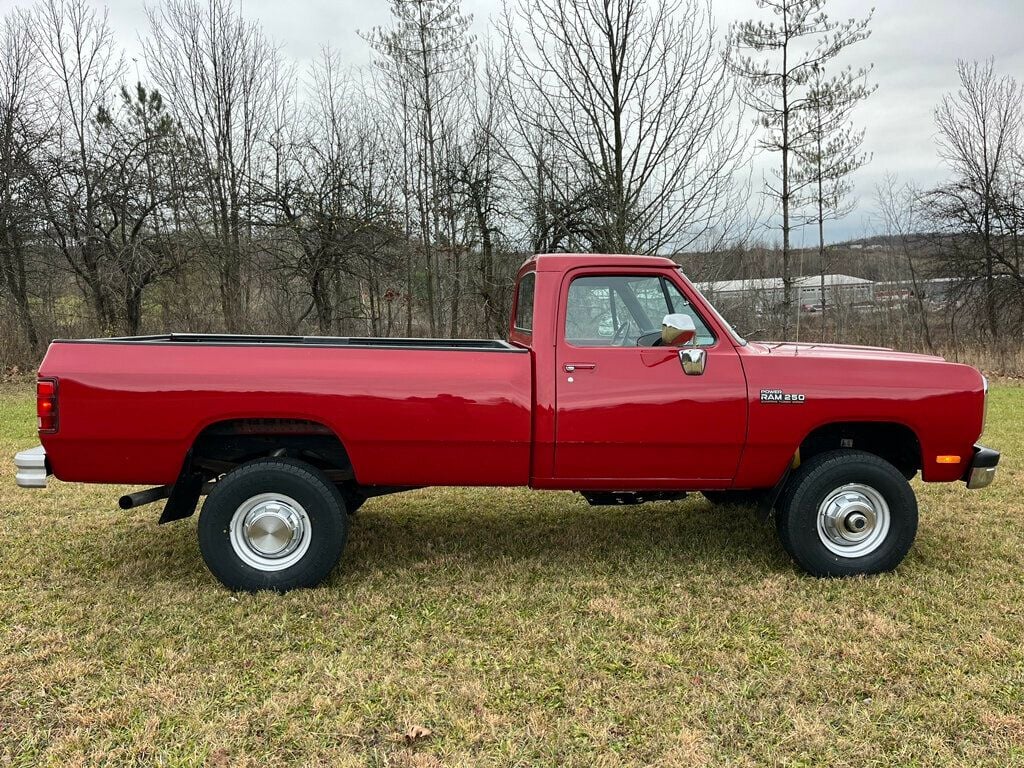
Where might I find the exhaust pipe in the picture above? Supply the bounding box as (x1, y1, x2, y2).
(119, 485, 171, 510)
(119, 480, 217, 510)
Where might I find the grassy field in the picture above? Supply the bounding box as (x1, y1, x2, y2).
(0, 383, 1022, 767)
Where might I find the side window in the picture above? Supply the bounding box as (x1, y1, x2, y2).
(565, 278, 615, 342)
(664, 281, 715, 346)
(626, 276, 669, 327)
(566, 275, 664, 346)
(514, 273, 535, 332)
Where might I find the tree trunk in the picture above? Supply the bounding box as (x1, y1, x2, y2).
(817, 144, 827, 342)
(780, 13, 793, 339)
(313, 275, 332, 335)
(125, 286, 144, 336)
(0, 231, 39, 349)
(904, 241, 935, 354)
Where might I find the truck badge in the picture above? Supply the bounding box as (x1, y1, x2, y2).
(760, 389, 806, 404)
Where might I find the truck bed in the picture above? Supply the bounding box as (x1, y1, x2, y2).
(39, 335, 533, 488)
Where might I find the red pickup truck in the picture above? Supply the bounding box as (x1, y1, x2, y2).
(15, 254, 999, 591)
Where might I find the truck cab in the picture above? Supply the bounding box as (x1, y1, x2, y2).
(509, 254, 748, 491)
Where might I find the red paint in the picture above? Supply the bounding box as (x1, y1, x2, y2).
(38, 254, 988, 491)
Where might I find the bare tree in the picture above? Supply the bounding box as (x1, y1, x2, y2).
(875, 175, 934, 353)
(927, 59, 1024, 338)
(729, 0, 872, 336)
(453, 42, 515, 336)
(501, 0, 748, 256)
(365, 0, 475, 336)
(0, 8, 45, 349)
(93, 83, 183, 334)
(266, 51, 401, 335)
(30, 0, 124, 332)
(144, 0, 283, 331)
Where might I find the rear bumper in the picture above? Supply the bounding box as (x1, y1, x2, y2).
(964, 444, 1000, 490)
(14, 445, 49, 488)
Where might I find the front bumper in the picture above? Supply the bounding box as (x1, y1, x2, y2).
(14, 445, 49, 488)
(964, 444, 1000, 490)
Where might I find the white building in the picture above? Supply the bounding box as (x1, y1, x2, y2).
(697, 274, 875, 313)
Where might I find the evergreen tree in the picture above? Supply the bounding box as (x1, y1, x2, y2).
(729, 0, 872, 336)
(793, 62, 874, 338)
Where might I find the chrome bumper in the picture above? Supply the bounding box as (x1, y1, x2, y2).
(965, 445, 1000, 490)
(14, 445, 49, 488)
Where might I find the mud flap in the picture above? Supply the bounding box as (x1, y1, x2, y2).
(759, 465, 792, 521)
(159, 452, 205, 524)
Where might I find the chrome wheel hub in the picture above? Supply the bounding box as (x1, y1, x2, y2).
(816, 483, 890, 558)
(229, 493, 311, 571)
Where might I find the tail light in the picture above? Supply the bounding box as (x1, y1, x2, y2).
(37, 377, 59, 433)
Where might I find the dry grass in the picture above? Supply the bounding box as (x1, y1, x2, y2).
(0, 382, 1022, 766)
(934, 345, 1024, 380)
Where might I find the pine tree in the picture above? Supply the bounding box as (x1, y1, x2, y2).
(729, 0, 872, 337)
(793, 62, 874, 338)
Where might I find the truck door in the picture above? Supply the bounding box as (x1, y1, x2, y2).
(553, 269, 747, 487)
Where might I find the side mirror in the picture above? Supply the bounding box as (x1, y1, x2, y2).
(660, 313, 696, 347)
(679, 348, 706, 376)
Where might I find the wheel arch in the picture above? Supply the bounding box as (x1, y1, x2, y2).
(187, 416, 358, 483)
(797, 421, 922, 479)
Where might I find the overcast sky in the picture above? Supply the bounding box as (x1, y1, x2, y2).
(12, 0, 1024, 243)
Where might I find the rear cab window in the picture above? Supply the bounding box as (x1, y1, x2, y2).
(510, 272, 536, 347)
(514, 272, 535, 332)
(564, 274, 715, 347)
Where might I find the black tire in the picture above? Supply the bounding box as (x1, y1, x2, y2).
(702, 490, 767, 507)
(198, 457, 348, 592)
(776, 449, 918, 577)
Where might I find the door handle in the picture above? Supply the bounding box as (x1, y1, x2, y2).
(564, 363, 596, 372)
(679, 348, 707, 376)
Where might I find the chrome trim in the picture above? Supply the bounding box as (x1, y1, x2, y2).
(816, 483, 891, 558)
(964, 444, 1000, 490)
(14, 445, 49, 488)
(967, 465, 997, 490)
(229, 493, 312, 572)
(679, 348, 707, 376)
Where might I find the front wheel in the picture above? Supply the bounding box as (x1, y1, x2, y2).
(198, 457, 349, 591)
(776, 449, 918, 577)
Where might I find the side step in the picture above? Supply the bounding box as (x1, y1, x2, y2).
(581, 491, 687, 506)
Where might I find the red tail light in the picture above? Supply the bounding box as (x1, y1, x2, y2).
(37, 378, 58, 433)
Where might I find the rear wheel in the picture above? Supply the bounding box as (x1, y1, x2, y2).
(198, 457, 348, 591)
(776, 449, 917, 577)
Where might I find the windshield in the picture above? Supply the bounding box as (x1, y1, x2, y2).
(677, 269, 747, 346)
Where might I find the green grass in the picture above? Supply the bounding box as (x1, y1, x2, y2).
(1, 383, 1022, 767)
